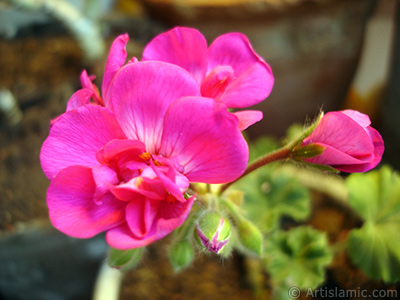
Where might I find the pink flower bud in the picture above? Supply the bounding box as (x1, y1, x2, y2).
(301, 110, 384, 173)
(195, 212, 231, 254)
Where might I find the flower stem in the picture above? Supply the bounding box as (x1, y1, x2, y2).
(220, 146, 292, 194)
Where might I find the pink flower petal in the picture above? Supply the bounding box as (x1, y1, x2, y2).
(66, 88, 93, 112)
(92, 164, 119, 204)
(96, 139, 147, 178)
(233, 110, 263, 131)
(80, 70, 103, 105)
(125, 198, 161, 238)
(201, 65, 235, 101)
(40, 105, 126, 179)
(106, 196, 195, 249)
(341, 109, 371, 127)
(303, 110, 384, 173)
(305, 143, 378, 173)
(150, 160, 189, 203)
(207, 32, 274, 108)
(110, 61, 200, 153)
(102, 34, 129, 107)
(159, 96, 248, 183)
(142, 27, 208, 83)
(108, 175, 165, 202)
(47, 165, 125, 238)
(304, 112, 374, 157)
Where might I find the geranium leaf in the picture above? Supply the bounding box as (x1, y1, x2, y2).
(264, 226, 333, 290)
(234, 164, 311, 233)
(346, 165, 400, 283)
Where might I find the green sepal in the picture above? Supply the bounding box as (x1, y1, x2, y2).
(285, 112, 324, 149)
(291, 159, 340, 174)
(108, 247, 143, 272)
(292, 144, 325, 159)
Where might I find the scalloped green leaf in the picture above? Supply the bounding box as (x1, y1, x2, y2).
(346, 165, 400, 283)
(264, 226, 333, 289)
(233, 166, 311, 233)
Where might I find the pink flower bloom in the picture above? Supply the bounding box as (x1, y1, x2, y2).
(142, 27, 274, 130)
(66, 31, 267, 132)
(302, 110, 384, 173)
(40, 60, 249, 249)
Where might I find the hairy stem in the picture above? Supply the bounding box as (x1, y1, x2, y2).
(220, 146, 292, 194)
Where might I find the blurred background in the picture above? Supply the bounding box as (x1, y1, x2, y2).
(0, 0, 398, 299)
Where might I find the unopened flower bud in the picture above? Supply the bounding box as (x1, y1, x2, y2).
(237, 218, 263, 256)
(168, 239, 194, 272)
(195, 212, 231, 254)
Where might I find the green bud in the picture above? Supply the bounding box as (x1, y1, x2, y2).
(195, 211, 232, 255)
(237, 218, 263, 256)
(168, 239, 195, 272)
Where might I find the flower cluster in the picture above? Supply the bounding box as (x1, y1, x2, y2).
(40, 27, 384, 252)
(40, 27, 273, 249)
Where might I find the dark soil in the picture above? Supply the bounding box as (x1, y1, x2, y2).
(0, 34, 84, 232)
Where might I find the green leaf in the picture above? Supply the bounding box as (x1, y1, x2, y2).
(264, 226, 332, 289)
(108, 247, 143, 272)
(233, 165, 311, 233)
(346, 165, 400, 282)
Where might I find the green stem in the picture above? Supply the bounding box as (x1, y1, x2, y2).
(220, 146, 292, 194)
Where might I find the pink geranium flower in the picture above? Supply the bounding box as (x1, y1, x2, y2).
(40, 60, 249, 249)
(302, 110, 384, 173)
(76, 31, 269, 132)
(142, 27, 274, 131)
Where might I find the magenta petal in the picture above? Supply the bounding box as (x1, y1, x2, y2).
(341, 109, 371, 127)
(102, 34, 129, 107)
(106, 196, 194, 249)
(66, 88, 93, 112)
(92, 165, 119, 204)
(47, 165, 125, 238)
(110, 61, 200, 153)
(142, 27, 208, 83)
(233, 110, 263, 131)
(305, 143, 370, 165)
(364, 126, 384, 170)
(150, 160, 188, 203)
(40, 105, 126, 179)
(207, 32, 274, 108)
(109, 176, 165, 202)
(80, 70, 102, 105)
(304, 112, 375, 157)
(201, 65, 234, 101)
(305, 143, 377, 173)
(126, 198, 161, 238)
(96, 139, 146, 167)
(160, 96, 248, 183)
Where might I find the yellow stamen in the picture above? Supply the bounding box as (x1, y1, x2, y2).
(139, 152, 151, 161)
